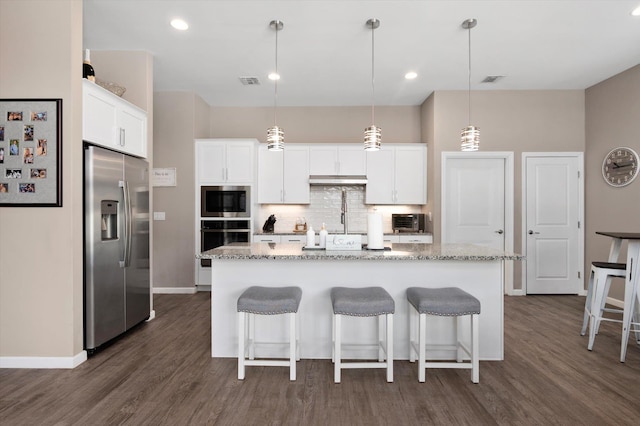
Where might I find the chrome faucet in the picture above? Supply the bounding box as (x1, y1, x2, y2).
(341, 188, 348, 234)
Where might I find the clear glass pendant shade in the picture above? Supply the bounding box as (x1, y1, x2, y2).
(364, 125, 381, 151)
(460, 125, 480, 151)
(267, 125, 284, 151)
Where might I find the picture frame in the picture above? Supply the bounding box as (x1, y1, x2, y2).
(0, 99, 62, 207)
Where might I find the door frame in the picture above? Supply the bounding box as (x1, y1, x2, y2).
(521, 152, 584, 295)
(441, 151, 515, 294)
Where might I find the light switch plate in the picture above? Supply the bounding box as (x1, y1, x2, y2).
(153, 212, 166, 220)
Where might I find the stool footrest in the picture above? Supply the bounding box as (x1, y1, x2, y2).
(425, 362, 473, 369)
(244, 359, 291, 367)
(339, 361, 390, 369)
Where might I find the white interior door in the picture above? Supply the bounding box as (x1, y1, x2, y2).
(443, 158, 505, 249)
(524, 154, 582, 294)
(442, 152, 514, 294)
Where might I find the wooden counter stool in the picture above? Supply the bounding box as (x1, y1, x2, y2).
(581, 261, 626, 341)
(237, 286, 302, 381)
(330, 287, 394, 383)
(407, 287, 480, 383)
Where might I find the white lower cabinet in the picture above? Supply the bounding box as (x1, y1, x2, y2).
(282, 235, 306, 243)
(253, 235, 281, 243)
(399, 234, 432, 243)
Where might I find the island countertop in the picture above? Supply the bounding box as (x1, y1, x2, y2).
(197, 242, 524, 261)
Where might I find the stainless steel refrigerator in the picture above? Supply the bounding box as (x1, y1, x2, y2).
(84, 144, 150, 352)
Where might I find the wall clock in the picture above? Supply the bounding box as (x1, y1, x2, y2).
(602, 147, 638, 187)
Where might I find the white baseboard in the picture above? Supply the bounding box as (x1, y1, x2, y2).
(606, 296, 624, 309)
(508, 289, 526, 296)
(153, 287, 197, 294)
(0, 351, 87, 369)
(196, 285, 211, 292)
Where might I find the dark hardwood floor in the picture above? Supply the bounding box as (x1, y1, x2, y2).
(1, 293, 639, 425)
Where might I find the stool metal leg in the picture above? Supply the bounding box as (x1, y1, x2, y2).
(334, 314, 342, 383)
(238, 312, 246, 380)
(386, 313, 394, 383)
(581, 269, 596, 335)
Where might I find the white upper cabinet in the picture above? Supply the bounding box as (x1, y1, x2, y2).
(257, 145, 309, 204)
(196, 139, 256, 184)
(83, 80, 147, 158)
(309, 144, 366, 175)
(366, 144, 426, 205)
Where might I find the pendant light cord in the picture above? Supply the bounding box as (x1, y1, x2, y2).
(467, 24, 472, 125)
(274, 23, 279, 126)
(371, 23, 375, 125)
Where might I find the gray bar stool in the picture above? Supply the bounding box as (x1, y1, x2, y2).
(237, 286, 302, 381)
(330, 286, 394, 383)
(407, 287, 481, 383)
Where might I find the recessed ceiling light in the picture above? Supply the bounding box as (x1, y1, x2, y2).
(170, 19, 189, 30)
(268, 73, 280, 81)
(405, 71, 418, 80)
(632, 5, 640, 16)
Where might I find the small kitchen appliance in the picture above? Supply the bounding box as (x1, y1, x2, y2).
(392, 213, 426, 233)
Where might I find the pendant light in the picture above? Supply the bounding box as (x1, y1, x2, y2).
(364, 18, 381, 151)
(461, 18, 479, 152)
(267, 20, 284, 151)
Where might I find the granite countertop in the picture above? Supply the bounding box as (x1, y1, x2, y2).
(254, 232, 433, 236)
(197, 243, 524, 261)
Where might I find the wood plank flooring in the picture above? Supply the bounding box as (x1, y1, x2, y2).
(1, 294, 639, 425)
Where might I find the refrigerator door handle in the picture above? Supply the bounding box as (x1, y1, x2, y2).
(120, 180, 133, 268)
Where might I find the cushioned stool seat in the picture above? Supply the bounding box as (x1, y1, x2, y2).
(330, 286, 394, 383)
(237, 286, 302, 381)
(407, 287, 481, 383)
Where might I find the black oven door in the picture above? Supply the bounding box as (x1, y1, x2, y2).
(200, 220, 250, 266)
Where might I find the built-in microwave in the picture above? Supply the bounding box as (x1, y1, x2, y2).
(201, 185, 251, 218)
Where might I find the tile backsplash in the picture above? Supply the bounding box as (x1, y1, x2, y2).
(256, 185, 423, 234)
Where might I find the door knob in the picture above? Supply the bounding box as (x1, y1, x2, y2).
(495, 229, 504, 234)
(528, 230, 540, 235)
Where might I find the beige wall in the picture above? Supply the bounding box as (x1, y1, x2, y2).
(585, 65, 640, 300)
(210, 106, 421, 143)
(0, 0, 84, 358)
(153, 92, 210, 289)
(428, 90, 586, 290)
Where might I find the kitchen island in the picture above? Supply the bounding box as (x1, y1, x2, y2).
(198, 243, 523, 361)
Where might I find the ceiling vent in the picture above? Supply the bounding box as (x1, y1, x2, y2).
(482, 75, 505, 83)
(239, 77, 261, 85)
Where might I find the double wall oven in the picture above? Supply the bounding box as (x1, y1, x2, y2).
(200, 186, 251, 267)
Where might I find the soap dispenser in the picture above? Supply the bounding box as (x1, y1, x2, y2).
(319, 223, 328, 248)
(306, 226, 316, 248)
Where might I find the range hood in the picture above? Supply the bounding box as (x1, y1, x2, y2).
(308, 175, 368, 185)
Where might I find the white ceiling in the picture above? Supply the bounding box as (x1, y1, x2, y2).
(83, 0, 640, 107)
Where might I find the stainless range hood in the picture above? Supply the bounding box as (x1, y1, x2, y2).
(308, 175, 368, 185)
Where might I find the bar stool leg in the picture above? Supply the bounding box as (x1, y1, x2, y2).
(331, 313, 335, 363)
(296, 311, 301, 361)
(471, 313, 479, 383)
(418, 312, 426, 383)
(238, 312, 246, 380)
(456, 315, 463, 363)
(581, 269, 595, 335)
(386, 313, 394, 383)
(334, 314, 342, 383)
(588, 270, 608, 350)
(289, 312, 296, 380)
(248, 312, 255, 360)
(378, 315, 384, 362)
(409, 303, 416, 362)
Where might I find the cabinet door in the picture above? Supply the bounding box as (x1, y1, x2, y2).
(338, 145, 366, 175)
(226, 142, 254, 183)
(283, 146, 310, 204)
(257, 145, 284, 203)
(282, 235, 306, 243)
(383, 235, 400, 244)
(198, 143, 226, 183)
(395, 145, 426, 204)
(118, 106, 147, 158)
(365, 147, 394, 204)
(83, 82, 118, 147)
(309, 145, 337, 175)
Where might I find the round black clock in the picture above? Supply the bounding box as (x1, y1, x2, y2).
(602, 147, 638, 187)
